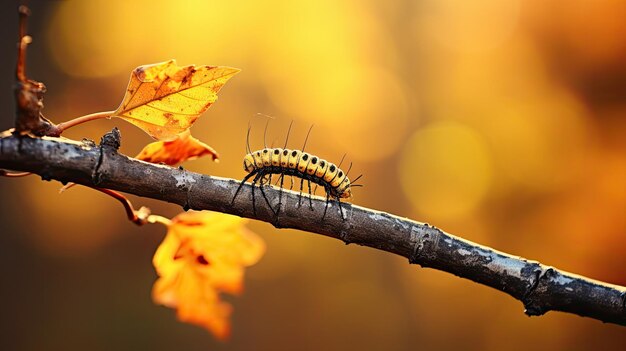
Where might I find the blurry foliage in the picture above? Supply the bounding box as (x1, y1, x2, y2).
(0, 0, 624, 350)
(136, 130, 220, 165)
(152, 212, 264, 340)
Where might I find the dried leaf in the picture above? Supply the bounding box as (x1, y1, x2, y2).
(135, 130, 219, 166)
(152, 211, 264, 340)
(114, 60, 239, 140)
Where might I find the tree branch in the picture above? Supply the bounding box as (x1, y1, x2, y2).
(1, 130, 625, 326)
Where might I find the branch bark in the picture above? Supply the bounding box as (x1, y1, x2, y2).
(1, 130, 625, 326)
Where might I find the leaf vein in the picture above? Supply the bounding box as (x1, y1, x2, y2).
(145, 103, 204, 116)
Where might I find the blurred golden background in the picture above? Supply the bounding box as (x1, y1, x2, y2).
(0, 0, 624, 350)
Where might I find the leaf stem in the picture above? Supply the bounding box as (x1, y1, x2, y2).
(56, 111, 116, 134)
(147, 215, 172, 227)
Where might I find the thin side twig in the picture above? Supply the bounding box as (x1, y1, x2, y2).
(0, 169, 31, 177)
(91, 187, 151, 225)
(0, 131, 624, 326)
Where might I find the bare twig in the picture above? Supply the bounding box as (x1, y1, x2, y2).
(13, 6, 60, 137)
(16, 5, 30, 83)
(0, 131, 624, 326)
(92, 187, 151, 225)
(0, 169, 31, 177)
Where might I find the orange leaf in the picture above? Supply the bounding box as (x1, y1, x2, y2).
(135, 130, 219, 166)
(152, 211, 264, 340)
(114, 60, 239, 140)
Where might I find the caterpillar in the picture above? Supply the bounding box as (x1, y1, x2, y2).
(231, 122, 361, 220)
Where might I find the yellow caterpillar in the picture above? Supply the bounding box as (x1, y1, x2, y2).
(232, 123, 360, 220)
(242, 148, 352, 199)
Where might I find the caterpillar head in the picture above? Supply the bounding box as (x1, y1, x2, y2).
(243, 154, 256, 173)
(337, 179, 353, 199)
(340, 187, 353, 199)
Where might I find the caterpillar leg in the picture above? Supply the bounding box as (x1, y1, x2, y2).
(277, 173, 285, 211)
(231, 171, 257, 206)
(258, 174, 277, 216)
(250, 173, 262, 217)
(322, 190, 331, 221)
(336, 198, 345, 221)
(306, 180, 314, 210)
(274, 174, 283, 186)
(297, 178, 305, 207)
(260, 173, 271, 187)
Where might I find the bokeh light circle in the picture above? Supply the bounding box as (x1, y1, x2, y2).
(399, 121, 493, 220)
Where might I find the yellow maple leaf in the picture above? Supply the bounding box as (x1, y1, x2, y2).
(135, 130, 219, 166)
(152, 211, 264, 340)
(114, 60, 239, 140)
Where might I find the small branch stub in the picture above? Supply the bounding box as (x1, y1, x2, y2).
(100, 127, 122, 150)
